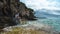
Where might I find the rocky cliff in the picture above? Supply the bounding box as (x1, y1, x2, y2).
(0, 0, 36, 29)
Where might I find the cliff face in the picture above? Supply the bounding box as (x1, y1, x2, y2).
(0, 0, 36, 29)
(19, 2, 36, 20)
(0, 0, 20, 29)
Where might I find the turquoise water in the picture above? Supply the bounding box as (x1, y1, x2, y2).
(27, 18, 60, 32)
(37, 18, 60, 32)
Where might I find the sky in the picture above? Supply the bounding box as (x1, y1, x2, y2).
(20, 0, 60, 10)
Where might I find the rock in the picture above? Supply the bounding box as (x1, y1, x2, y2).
(2, 24, 55, 34)
(0, 0, 20, 29)
(0, 0, 36, 29)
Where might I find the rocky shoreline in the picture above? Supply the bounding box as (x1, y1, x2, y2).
(0, 0, 36, 29)
(1, 24, 59, 34)
(0, 0, 60, 34)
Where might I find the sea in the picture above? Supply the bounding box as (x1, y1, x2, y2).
(26, 18, 60, 32)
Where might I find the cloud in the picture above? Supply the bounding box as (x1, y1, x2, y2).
(20, 0, 60, 10)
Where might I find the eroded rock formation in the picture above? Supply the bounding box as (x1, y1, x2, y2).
(0, 0, 36, 29)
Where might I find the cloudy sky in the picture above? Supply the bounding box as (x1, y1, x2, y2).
(20, 0, 60, 10)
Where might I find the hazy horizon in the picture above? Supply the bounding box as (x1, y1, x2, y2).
(20, 0, 60, 15)
(20, 0, 60, 10)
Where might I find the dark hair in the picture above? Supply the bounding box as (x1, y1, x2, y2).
(0, 0, 3, 2)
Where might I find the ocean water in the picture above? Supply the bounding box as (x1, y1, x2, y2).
(27, 18, 60, 32)
(38, 18, 60, 32)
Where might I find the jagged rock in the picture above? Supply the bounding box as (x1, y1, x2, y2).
(0, 0, 20, 29)
(0, 0, 36, 29)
